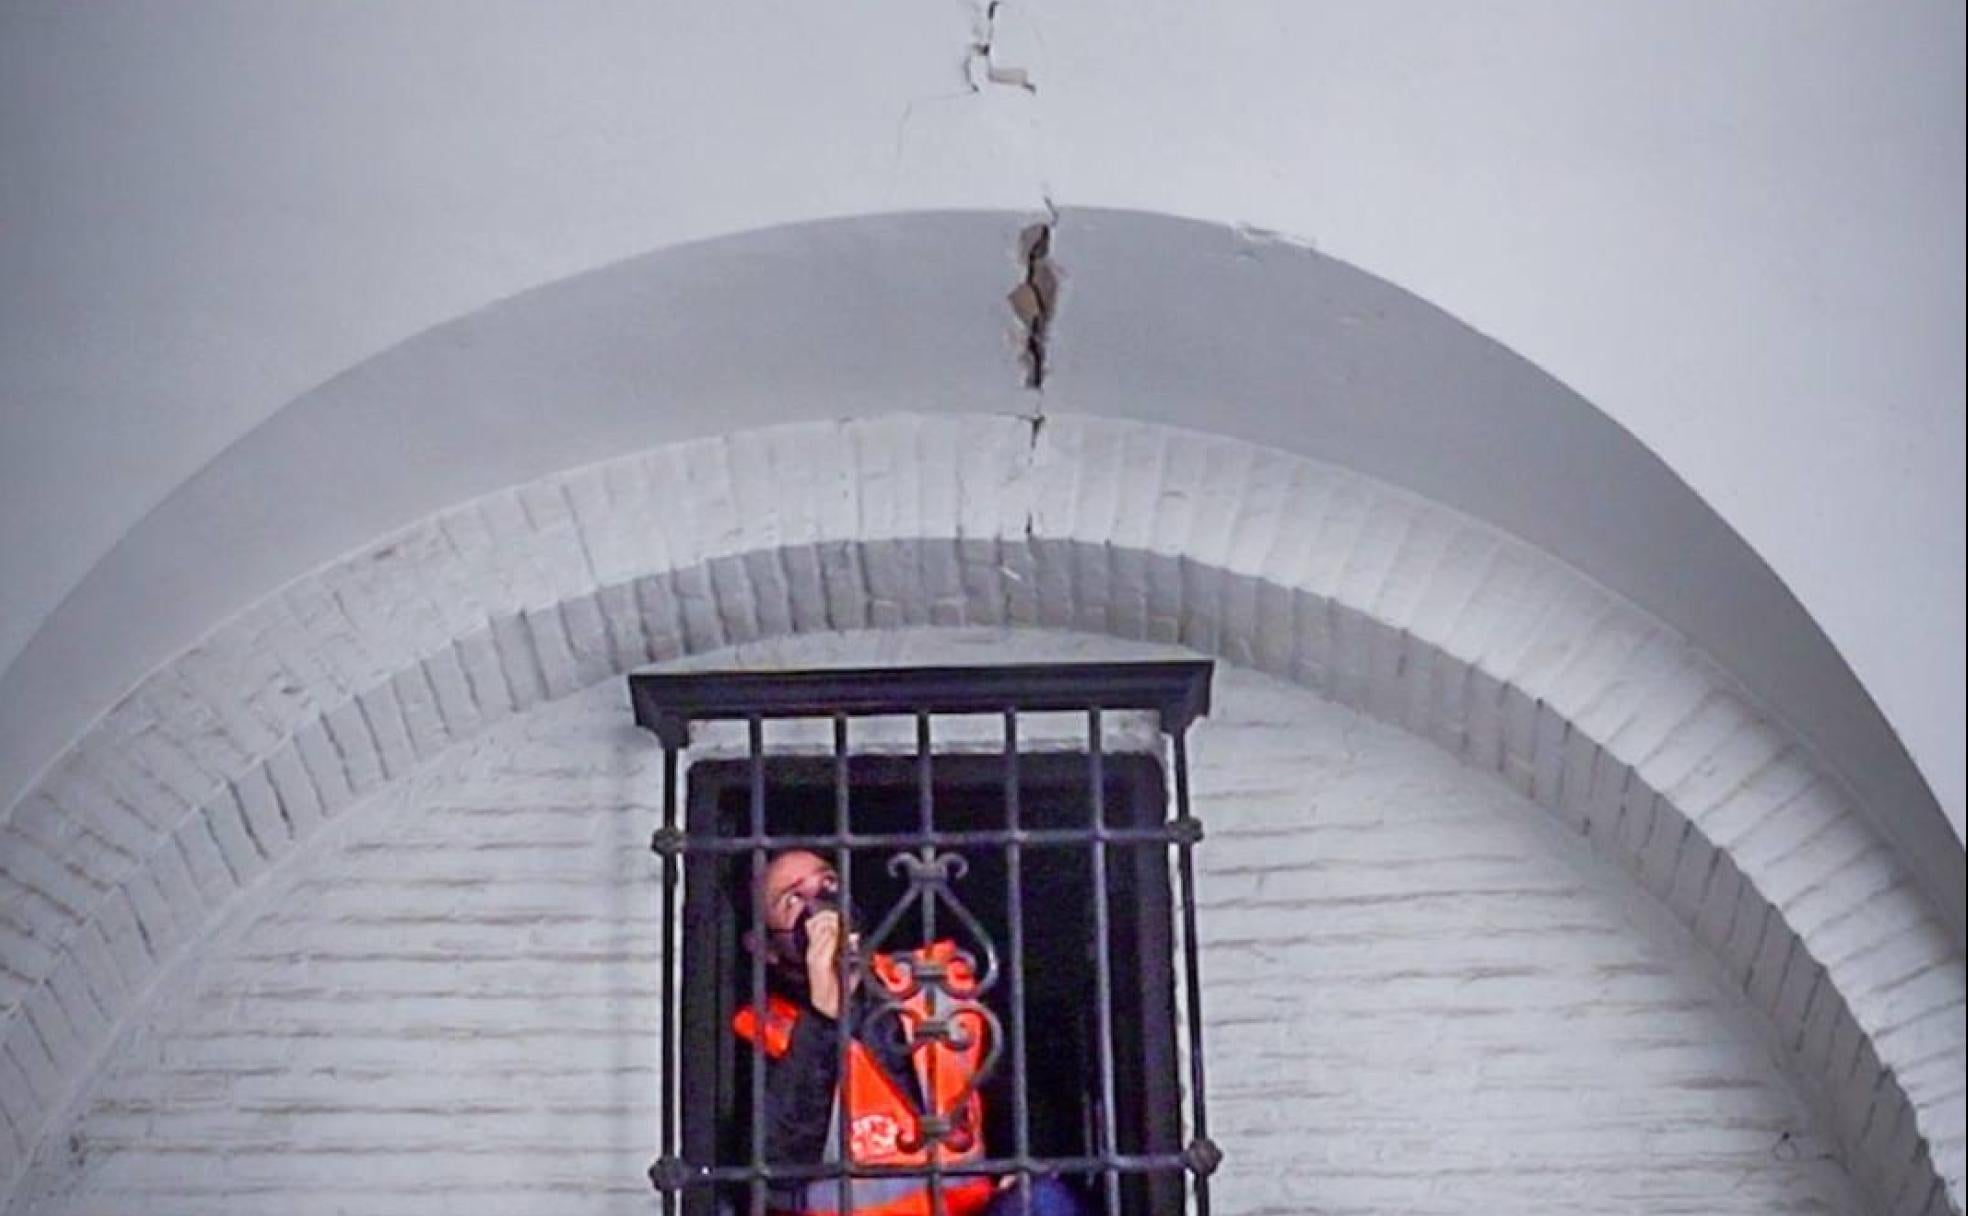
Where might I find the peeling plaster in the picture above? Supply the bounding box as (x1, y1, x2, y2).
(968, 1, 1038, 94)
(1009, 213, 1059, 392)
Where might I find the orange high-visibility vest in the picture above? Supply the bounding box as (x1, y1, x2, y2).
(734, 941, 995, 1216)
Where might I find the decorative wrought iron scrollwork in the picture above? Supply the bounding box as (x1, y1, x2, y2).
(851, 847, 1006, 1155)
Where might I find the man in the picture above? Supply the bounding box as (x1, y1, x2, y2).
(734, 850, 1080, 1216)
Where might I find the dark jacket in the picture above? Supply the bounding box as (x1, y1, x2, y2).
(763, 984, 927, 1164)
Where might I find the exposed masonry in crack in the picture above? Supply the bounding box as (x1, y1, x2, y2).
(968, 1, 1037, 93)
(1009, 215, 1059, 393)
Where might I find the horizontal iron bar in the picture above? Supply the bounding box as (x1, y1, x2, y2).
(661, 1152, 1197, 1189)
(630, 660, 1213, 747)
(656, 822, 1201, 856)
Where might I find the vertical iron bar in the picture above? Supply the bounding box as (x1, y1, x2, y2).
(748, 716, 768, 1216)
(1003, 711, 1034, 1216)
(1172, 731, 1212, 1216)
(915, 710, 943, 1216)
(916, 711, 937, 944)
(1087, 710, 1122, 1216)
(833, 714, 855, 1216)
(661, 744, 680, 1216)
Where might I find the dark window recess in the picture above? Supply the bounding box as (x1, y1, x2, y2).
(633, 662, 1219, 1216)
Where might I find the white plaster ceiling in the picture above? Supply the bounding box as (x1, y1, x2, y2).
(1, 1, 1962, 841)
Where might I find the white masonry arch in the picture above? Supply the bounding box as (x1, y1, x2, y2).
(0, 414, 1959, 1213)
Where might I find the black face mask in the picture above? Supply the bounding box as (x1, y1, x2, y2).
(779, 889, 856, 964)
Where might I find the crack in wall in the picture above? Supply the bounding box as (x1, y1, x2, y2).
(1009, 212, 1059, 395)
(968, 1, 1038, 94)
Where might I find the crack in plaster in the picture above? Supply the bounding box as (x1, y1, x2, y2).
(1009, 212, 1059, 394)
(968, 1, 1037, 94)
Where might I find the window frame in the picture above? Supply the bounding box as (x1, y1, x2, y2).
(681, 751, 1183, 1215)
(632, 661, 1219, 1216)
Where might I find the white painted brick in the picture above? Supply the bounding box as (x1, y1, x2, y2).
(0, 829, 94, 925)
(506, 483, 591, 603)
(1745, 912, 1799, 1012)
(708, 550, 771, 640)
(954, 537, 1007, 628)
(1493, 683, 1540, 797)
(12, 806, 127, 913)
(262, 742, 325, 842)
(1613, 781, 1664, 873)
(1577, 751, 1632, 846)
(559, 463, 640, 589)
(1028, 537, 1075, 630)
(1326, 601, 1375, 712)
(1795, 975, 1845, 1073)
(1066, 539, 1112, 635)
(0, 1045, 42, 1127)
(629, 572, 688, 660)
(1426, 643, 1470, 757)
(591, 582, 650, 675)
(0, 881, 74, 956)
(1, 919, 57, 1006)
(68, 722, 180, 832)
(200, 792, 267, 889)
(68, 925, 128, 1023)
(19, 984, 81, 1082)
(387, 665, 448, 762)
(1664, 818, 1720, 923)
(1526, 699, 1571, 811)
(1636, 798, 1692, 899)
(1695, 752, 1818, 852)
(46, 965, 107, 1046)
(120, 872, 181, 961)
(1138, 548, 1179, 643)
(519, 605, 584, 700)
(1402, 523, 1496, 651)
(810, 543, 865, 633)
(321, 699, 385, 796)
(779, 544, 836, 635)
(738, 549, 795, 640)
(1444, 541, 1541, 668)
(1790, 851, 1902, 945)
(174, 640, 288, 762)
(1758, 812, 1876, 914)
(1361, 614, 1410, 727)
(1546, 615, 1660, 728)
(1859, 960, 1966, 1045)
(146, 835, 209, 939)
(670, 562, 730, 652)
(1773, 948, 1827, 1035)
(131, 670, 250, 794)
(1217, 570, 1262, 669)
(1367, 505, 1457, 636)
(229, 769, 290, 859)
(42, 772, 152, 864)
(1186, 438, 1256, 572)
(1872, 1000, 1965, 1070)
(291, 716, 356, 817)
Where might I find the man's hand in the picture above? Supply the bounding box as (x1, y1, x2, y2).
(802, 910, 860, 1019)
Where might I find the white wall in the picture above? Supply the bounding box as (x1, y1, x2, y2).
(9, 630, 1866, 1214)
(1, 0, 1962, 831)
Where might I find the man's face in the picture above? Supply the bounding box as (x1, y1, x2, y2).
(759, 850, 839, 936)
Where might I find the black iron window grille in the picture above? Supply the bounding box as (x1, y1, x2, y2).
(632, 661, 1219, 1216)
